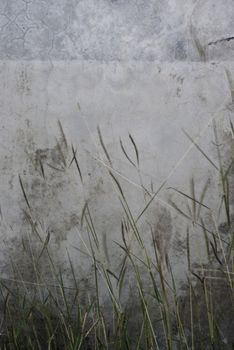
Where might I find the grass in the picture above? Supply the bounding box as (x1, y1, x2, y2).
(0, 122, 233, 349)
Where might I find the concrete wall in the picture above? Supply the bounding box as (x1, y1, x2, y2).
(0, 0, 234, 295)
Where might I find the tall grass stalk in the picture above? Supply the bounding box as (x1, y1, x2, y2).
(0, 124, 233, 349)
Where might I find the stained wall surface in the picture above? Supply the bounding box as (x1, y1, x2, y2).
(0, 0, 234, 291)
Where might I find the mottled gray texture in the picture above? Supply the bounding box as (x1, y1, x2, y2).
(0, 0, 234, 61)
(0, 60, 233, 288)
(0, 0, 234, 299)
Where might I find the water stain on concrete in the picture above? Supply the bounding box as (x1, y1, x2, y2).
(15, 122, 82, 246)
(16, 67, 31, 96)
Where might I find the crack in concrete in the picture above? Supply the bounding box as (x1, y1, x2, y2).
(208, 36, 234, 46)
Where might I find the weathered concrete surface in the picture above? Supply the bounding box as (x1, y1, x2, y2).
(0, 60, 233, 287)
(0, 0, 234, 61)
(0, 0, 233, 296)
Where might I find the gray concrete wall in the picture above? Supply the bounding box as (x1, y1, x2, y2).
(1, 0, 234, 61)
(0, 0, 234, 296)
